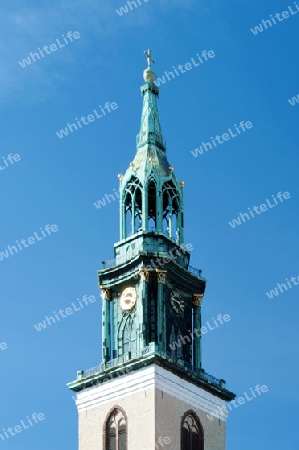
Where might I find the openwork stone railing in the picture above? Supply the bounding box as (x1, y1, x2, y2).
(77, 344, 225, 389)
(187, 265, 202, 278)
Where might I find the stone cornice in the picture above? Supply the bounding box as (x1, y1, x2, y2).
(74, 364, 229, 422)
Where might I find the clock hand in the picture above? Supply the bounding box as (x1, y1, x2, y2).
(171, 298, 181, 305)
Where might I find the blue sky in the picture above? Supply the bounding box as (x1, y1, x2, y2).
(0, 0, 298, 448)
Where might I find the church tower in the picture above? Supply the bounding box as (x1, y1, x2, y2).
(68, 50, 235, 450)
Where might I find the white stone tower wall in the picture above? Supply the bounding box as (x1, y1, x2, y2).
(76, 365, 228, 450)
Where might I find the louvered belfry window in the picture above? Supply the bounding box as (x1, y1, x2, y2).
(106, 408, 127, 450)
(181, 412, 204, 450)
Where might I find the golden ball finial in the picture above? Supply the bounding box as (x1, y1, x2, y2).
(143, 68, 156, 83)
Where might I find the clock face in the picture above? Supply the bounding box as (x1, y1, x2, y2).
(120, 287, 137, 311)
(170, 290, 185, 315)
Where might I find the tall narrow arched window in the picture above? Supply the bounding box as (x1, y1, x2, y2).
(147, 179, 157, 230)
(125, 192, 132, 237)
(169, 324, 183, 360)
(123, 176, 143, 238)
(123, 317, 137, 356)
(181, 411, 204, 450)
(105, 408, 127, 450)
(162, 181, 181, 240)
(134, 187, 142, 232)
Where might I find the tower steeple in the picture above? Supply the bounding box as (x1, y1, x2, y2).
(118, 50, 184, 245)
(68, 52, 235, 450)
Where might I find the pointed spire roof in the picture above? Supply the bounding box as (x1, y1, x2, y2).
(120, 50, 180, 188)
(137, 49, 165, 151)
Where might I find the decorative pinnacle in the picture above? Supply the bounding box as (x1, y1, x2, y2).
(143, 49, 156, 83)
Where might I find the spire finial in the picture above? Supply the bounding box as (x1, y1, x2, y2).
(143, 49, 156, 83)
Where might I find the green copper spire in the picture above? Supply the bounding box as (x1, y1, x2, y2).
(116, 49, 185, 245)
(137, 49, 165, 151)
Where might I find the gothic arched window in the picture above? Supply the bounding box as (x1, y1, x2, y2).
(147, 179, 157, 230)
(123, 176, 143, 238)
(170, 324, 183, 360)
(123, 317, 137, 356)
(105, 408, 127, 450)
(162, 181, 181, 240)
(181, 411, 204, 450)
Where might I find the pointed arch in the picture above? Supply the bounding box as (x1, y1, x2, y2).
(104, 406, 127, 450)
(123, 176, 143, 238)
(123, 316, 137, 355)
(170, 324, 183, 360)
(134, 187, 142, 232)
(147, 175, 157, 230)
(176, 328, 183, 359)
(170, 324, 176, 357)
(162, 180, 181, 240)
(118, 314, 138, 357)
(124, 192, 132, 237)
(181, 411, 204, 450)
(162, 190, 171, 235)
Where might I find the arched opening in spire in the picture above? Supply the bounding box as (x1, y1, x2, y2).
(162, 181, 181, 241)
(123, 177, 143, 238)
(162, 192, 171, 235)
(172, 197, 180, 242)
(147, 179, 157, 231)
(125, 192, 132, 237)
(134, 187, 142, 233)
